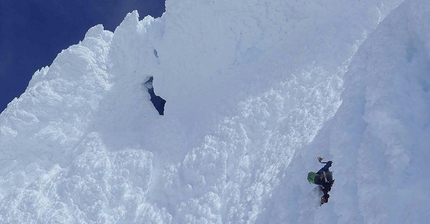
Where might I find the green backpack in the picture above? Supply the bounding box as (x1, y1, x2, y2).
(307, 172, 318, 184)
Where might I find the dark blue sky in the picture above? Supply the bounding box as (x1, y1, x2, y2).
(0, 0, 165, 113)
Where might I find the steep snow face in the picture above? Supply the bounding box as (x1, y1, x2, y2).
(338, 1, 430, 222)
(268, 0, 430, 223)
(0, 0, 422, 223)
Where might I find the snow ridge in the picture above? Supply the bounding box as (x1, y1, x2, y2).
(2, 0, 430, 223)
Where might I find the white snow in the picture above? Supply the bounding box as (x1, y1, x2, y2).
(0, 0, 429, 223)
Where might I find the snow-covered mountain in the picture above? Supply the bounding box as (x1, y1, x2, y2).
(1, 0, 429, 223)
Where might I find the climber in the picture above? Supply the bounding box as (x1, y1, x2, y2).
(307, 157, 334, 205)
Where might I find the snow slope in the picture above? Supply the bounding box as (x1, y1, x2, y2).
(1, 0, 429, 223)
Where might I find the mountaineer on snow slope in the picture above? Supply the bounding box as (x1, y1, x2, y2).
(307, 157, 334, 205)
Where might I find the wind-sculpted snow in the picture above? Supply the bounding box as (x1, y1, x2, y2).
(0, 133, 171, 223)
(268, 0, 430, 223)
(0, 25, 114, 168)
(3, 0, 430, 223)
(345, 1, 430, 222)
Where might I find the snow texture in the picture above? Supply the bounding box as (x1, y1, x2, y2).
(1, 0, 429, 223)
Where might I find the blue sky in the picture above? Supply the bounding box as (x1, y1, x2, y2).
(0, 0, 165, 113)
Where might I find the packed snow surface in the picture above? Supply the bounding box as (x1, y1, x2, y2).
(1, 0, 429, 223)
